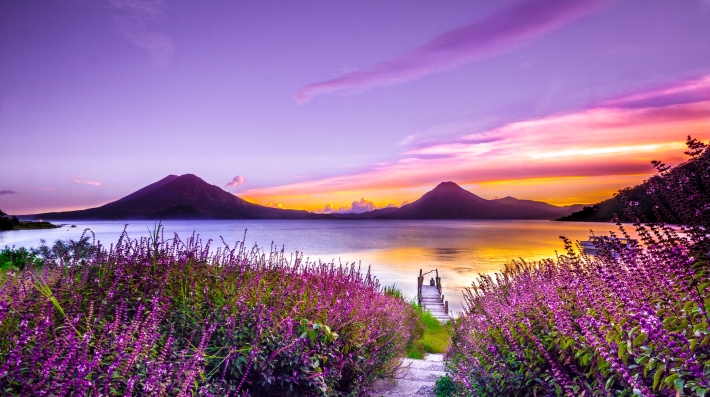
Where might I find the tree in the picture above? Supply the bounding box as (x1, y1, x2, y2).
(0, 209, 13, 231)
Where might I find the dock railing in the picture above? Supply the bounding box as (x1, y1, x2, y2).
(417, 268, 448, 315)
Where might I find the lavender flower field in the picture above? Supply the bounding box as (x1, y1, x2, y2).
(0, 229, 419, 395)
(446, 138, 710, 397)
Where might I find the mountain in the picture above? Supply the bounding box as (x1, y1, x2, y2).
(336, 182, 584, 220)
(111, 174, 179, 204)
(33, 174, 329, 220)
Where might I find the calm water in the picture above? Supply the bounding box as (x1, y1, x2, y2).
(0, 219, 637, 314)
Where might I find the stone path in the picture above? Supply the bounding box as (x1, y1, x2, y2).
(368, 354, 446, 396)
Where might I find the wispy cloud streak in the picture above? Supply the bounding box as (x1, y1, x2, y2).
(295, 0, 611, 103)
(109, 0, 174, 66)
(73, 179, 102, 186)
(0, 190, 16, 195)
(601, 75, 710, 109)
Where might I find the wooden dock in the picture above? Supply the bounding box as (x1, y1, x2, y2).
(417, 269, 450, 322)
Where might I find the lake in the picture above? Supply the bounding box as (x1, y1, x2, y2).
(0, 219, 637, 314)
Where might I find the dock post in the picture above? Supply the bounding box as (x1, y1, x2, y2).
(441, 294, 444, 303)
(417, 269, 423, 306)
(445, 301, 449, 315)
(435, 269, 441, 294)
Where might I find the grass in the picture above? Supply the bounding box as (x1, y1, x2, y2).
(382, 284, 451, 359)
(406, 304, 450, 359)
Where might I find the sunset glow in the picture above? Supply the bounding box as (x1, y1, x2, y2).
(1, 1, 709, 214)
(244, 77, 710, 211)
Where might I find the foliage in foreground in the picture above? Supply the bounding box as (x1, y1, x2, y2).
(0, 231, 419, 396)
(434, 375, 457, 397)
(446, 137, 710, 397)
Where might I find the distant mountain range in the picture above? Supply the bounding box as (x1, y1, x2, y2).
(335, 182, 584, 220)
(30, 175, 584, 220)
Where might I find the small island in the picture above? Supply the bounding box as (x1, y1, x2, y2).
(0, 210, 60, 231)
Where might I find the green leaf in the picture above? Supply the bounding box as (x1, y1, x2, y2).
(666, 373, 679, 387)
(618, 341, 627, 358)
(633, 332, 647, 347)
(628, 326, 640, 339)
(684, 301, 698, 315)
(653, 367, 664, 390)
(674, 378, 684, 393)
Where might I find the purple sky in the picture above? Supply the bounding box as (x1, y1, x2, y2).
(1, 0, 709, 214)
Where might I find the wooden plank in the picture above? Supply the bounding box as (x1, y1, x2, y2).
(419, 284, 450, 322)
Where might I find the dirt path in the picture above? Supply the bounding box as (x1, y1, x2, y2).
(369, 354, 445, 396)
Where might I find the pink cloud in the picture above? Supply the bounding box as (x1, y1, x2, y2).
(73, 179, 102, 186)
(226, 175, 247, 187)
(295, 0, 611, 103)
(250, 75, 710, 201)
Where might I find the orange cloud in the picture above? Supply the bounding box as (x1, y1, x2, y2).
(319, 198, 378, 214)
(247, 75, 710, 210)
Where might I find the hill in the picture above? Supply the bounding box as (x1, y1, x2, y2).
(555, 184, 654, 222)
(337, 182, 584, 220)
(557, 158, 703, 222)
(32, 174, 329, 220)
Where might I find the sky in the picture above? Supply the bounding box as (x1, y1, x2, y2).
(1, 0, 709, 215)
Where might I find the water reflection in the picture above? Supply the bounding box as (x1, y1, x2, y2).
(430, 248, 462, 262)
(0, 219, 639, 315)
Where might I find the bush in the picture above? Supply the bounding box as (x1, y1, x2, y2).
(0, 247, 42, 271)
(434, 375, 457, 397)
(0, 235, 97, 272)
(0, 230, 419, 396)
(446, 137, 710, 396)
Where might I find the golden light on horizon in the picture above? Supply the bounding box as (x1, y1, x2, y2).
(244, 173, 660, 211)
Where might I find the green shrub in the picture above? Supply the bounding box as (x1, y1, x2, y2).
(0, 247, 42, 271)
(434, 374, 457, 397)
